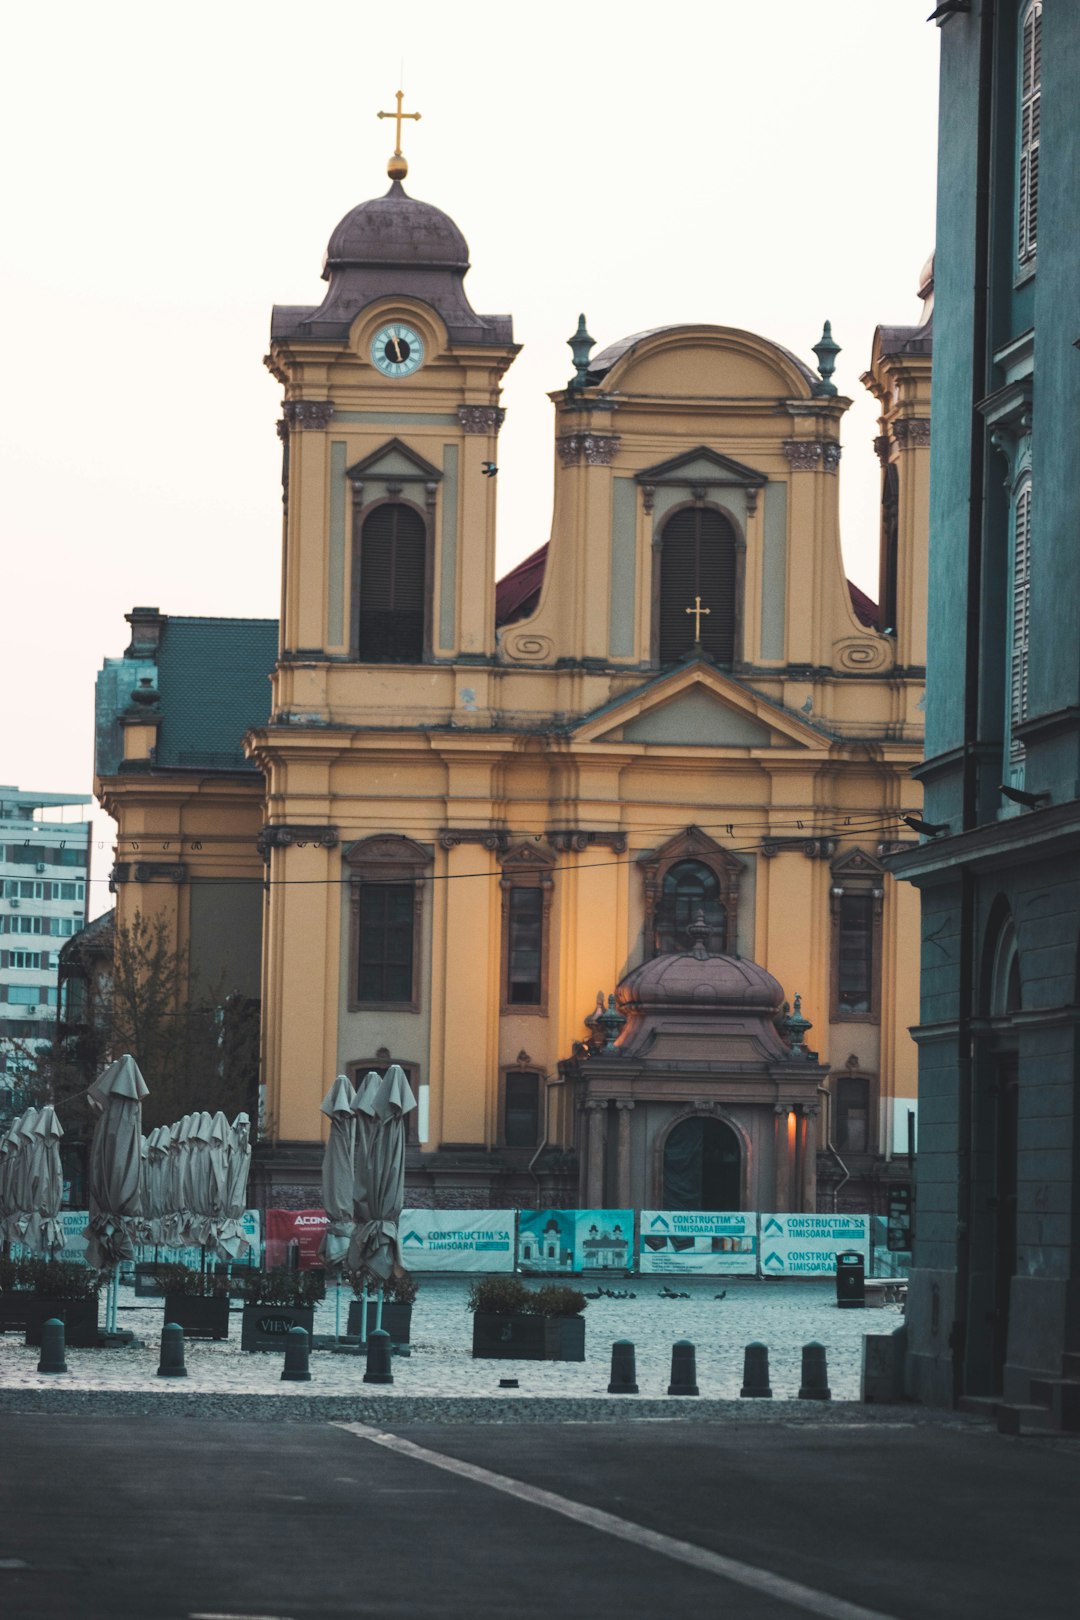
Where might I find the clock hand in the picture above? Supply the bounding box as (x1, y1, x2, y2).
(389, 337, 403, 362)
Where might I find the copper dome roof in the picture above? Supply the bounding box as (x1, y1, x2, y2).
(617, 947, 784, 1014)
(323, 181, 469, 279)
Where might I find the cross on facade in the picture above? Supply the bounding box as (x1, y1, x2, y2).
(685, 595, 711, 641)
(377, 90, 421, 156)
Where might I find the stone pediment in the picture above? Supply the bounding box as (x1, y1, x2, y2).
(346, 438, 443, 485)
(574, 666, 827, 751)
(634, 446, 767, 489)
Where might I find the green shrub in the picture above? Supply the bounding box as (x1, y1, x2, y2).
(238, 1269, 327, 1308)
(466, 1276, 531, 1315)
(15, 1259, 102, 1300)
(349, 1270, 418, 1306)
(155, 1264, 229, 1299)
(465, 1277, 586, 1317)
(527, 1284, 587, 1318)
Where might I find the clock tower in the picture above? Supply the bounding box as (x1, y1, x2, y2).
(266, 113, 519, 676)
(255, 116, 519, 1145)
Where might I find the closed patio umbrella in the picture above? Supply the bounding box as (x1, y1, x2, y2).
(202, 1111, 231, 1253)
(346, 1064, 416, 1285)
(83, 1054, 149, 1272)
(218, 1111, 252, 1259)
(5, 1109, 38, 1247)
(27, 1105, 65, 1257)
(318, 1075, 356, 1268)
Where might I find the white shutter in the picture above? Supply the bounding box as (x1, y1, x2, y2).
(1018, 3, 1042, 265)
(1009, 482, 1032, 761)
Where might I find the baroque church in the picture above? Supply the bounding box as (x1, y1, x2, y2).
(93, 121, 931, 1217)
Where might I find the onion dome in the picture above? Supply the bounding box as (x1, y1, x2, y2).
(322, 181, 470, 280)
(617, 914, 784, 1015)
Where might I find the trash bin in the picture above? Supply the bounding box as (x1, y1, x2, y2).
(835, 1250, 865, 1308)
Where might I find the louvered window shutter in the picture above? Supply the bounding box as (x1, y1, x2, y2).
(1018, 3, 1041, 265)
(1009, 481, 1032, 761)
(357, 502, 426, 661)
(658, 508, 737, 665)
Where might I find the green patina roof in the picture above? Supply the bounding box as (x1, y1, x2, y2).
(154, 617, 278, 770)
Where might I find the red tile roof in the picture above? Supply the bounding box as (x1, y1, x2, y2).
(496, 543, 880, 635)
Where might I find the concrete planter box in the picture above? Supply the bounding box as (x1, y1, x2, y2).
(20, 1295, 101, 1349)
(163, 1294, 230, 1340)
(241, 1303, 316, 1352)
(346, 1300, 413, 1346)
(472, 1312, 585, 1362)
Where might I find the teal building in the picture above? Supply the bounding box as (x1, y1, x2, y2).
(893, 1, 1080, 1415)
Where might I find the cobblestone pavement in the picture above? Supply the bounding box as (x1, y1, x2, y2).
(0, 1275, 904, 1403)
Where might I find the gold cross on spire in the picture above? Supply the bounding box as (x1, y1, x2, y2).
(378, 90, 421, 181)
(685, 595, 711, 642)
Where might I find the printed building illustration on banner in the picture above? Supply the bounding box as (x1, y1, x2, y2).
(639, 1210, 757, 1275)
(578, 1213, 633, 1271)
(518, 1210, 575, 1273)
(758, 1213, 869, 1275)
(518, 1209, 634, 1273)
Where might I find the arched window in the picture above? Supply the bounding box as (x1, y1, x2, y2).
(1018, 2, 1042, 268)
(658, 507, 737, 665)
(355, 502, 426, 662)
(656, 859, 727, 955)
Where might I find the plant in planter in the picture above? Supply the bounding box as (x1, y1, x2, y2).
(238, 1269, 327, 1352)
(155, 1264, 231, 1341)
(468, 1277, 587, 1362)
(13, 1259, 104, 1349)
(345, 1270, 418, 1345)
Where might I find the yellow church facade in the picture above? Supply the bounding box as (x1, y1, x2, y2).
(96, 151, 931, 1217)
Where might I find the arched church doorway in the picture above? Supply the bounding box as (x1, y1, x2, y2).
(663, 1116, 741, 1211)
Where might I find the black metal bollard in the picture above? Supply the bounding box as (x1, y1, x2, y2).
(37, 1318, 67, 1375)
(608, 1339, 639, 1394)
(740, 1341, 772, 1398)
(798, 1341, 831, 1400)
(363, 1327, 393, 1386)
(668, 1339, 699, 1397)
(157, 1323, 188, 1379)
(281, 1325, 311, 1383)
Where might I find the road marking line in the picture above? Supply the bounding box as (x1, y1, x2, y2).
(335, 1424, 903, 1620)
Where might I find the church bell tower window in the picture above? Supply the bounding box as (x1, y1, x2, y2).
(656, 860, 728, 955)
(657, 506, 737, 666)
(355, 501, 427, 663)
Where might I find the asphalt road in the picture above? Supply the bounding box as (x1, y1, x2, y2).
(0, 1414, 1076, 1620)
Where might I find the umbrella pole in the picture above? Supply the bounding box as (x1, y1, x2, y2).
(375, 1283, 384, 1333)
(360, 1279, 368, 1347)
(335, 1273, 341, 1340)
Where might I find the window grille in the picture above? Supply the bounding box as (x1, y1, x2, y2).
(658, 507, 736, 665)
(357, 503, 426, 662)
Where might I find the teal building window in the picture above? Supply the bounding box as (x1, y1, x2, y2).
(1017, 1, 1042, 269)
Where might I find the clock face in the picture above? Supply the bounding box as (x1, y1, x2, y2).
(371, 322, 425, 378)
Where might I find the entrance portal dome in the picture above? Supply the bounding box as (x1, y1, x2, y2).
(323, 181, 469, 278)
(617, 942, 784, 1016)
(615, 946, 786, 1010)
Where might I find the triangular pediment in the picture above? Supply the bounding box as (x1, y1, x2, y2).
(635, 446, 767, 488)
(347, 437, 443, 484)
(574, 665, 829, 752)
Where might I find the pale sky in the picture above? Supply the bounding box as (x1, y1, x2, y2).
(0, 0, 939, 916)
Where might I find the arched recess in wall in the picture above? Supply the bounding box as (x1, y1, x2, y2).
(981, 895, 1022, 1018)
(654, 1107, 749, 1212)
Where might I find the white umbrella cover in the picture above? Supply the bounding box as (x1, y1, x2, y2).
(318, 1075, 356, 1267)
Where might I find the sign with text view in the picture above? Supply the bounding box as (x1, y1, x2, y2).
(639, 1210, 758, 1274)
(398, 1209, 515, 1272)
(758, 1213, 869, 1276)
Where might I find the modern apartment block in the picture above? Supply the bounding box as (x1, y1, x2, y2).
(0, 786, 92, 1096)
